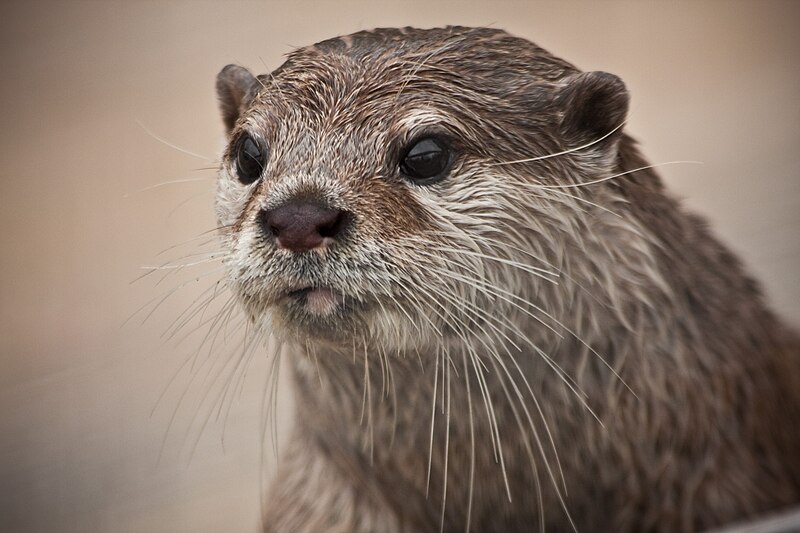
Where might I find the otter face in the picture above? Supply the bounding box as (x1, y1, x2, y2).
(214, 27, 631, 353)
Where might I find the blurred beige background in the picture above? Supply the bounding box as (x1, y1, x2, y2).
(0, 1, 798, 532)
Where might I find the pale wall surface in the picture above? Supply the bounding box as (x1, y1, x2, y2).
(0, 1, 798, 532)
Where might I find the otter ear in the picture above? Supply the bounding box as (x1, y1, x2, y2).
(556, 71, 629, 152)
(216, 64, 259, 134)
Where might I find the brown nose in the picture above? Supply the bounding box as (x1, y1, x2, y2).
(260, 202, 351, 252)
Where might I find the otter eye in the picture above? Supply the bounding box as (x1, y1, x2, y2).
(400, 137, 451, 185)
(234, 135, 267, 184)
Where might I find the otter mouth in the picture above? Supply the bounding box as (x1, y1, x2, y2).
(283, 285, 347, 317)
(272, 284, 370, 342)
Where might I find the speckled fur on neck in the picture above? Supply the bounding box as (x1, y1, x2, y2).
(214, 26, 800, 533)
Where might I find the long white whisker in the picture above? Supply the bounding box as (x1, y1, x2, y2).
(135, 119, 213, 161)
(539, 161, 702, 189)
(136, 177, 216, 193)
(489, 121, 627, 166)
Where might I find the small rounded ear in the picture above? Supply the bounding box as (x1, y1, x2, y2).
(556, 71, 629, 151)
(216, 64, 258, 133)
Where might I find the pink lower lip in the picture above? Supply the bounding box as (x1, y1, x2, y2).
(291, 287, 344, 316)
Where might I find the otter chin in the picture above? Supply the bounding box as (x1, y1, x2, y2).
(213, 26, 800, 533)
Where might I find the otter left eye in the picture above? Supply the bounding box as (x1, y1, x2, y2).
(234, 134, 267, 185)
(400, 137, 451, 185)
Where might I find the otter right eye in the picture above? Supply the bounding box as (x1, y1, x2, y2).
(400, 136, 451, 185)
(234, 135, 267, 184)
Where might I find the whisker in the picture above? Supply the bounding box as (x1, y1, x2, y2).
(462, 352, 476, 533)
(136, 177, 216, 193)
(153, 224, 234, 258)
(538, 160, 703, 190)
(140, 252, 225, 271)
(426, 246, 560, 284)
(426, 345, 440, 497)
(439, 344, 452, 533)
(135, 119, 213, 161)
(489, 121, 627, 166)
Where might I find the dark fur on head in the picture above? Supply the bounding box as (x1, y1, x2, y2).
(215, 26, 800, 532)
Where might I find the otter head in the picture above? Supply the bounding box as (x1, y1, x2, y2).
(214, 27, 632, 355)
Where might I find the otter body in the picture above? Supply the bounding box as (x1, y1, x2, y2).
(214, 27, 800, 532)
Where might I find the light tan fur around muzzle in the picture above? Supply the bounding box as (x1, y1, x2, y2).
(214, 26, 800, 533)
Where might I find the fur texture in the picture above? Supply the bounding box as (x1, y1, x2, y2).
(214, 27, 800, 532)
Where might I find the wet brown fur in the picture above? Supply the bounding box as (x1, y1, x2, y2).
(214, 27, 800, 532)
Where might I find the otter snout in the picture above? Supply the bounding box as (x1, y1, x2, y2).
(260, 202, 352, 252)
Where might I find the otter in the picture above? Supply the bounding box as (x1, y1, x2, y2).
(213, 27, 800, 532)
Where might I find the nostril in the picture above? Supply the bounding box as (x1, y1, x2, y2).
(260, 202, 352, 252)
(259, 210, 279, 239)
(319, 211, 352, 239)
